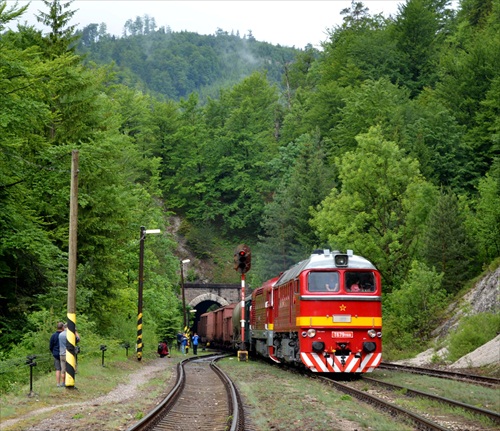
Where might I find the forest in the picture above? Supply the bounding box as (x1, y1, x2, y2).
(0, 0, 499, 391)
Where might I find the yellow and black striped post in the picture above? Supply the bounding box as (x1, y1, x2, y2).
(65, 314, 77, 387)
(65, 151, 79, 388)
(137, 226, 145, 361)
(136, 312, 143, 361)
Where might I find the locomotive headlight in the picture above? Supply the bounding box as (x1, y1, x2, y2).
(377, 332, 382, 338)
(367, 329, 377, 338)
(307, 329, 316, 338)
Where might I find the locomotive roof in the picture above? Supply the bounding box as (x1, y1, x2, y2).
(275, 250, 376, 286)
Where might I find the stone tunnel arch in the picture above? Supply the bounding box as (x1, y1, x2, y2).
(188, 293, 229, 333)
(189, 292, 229, 310)
(182, 283, 241, 334)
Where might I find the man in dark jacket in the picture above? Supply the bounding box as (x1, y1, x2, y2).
(49, 322, 64, 387)
(176, 332, 182, 351)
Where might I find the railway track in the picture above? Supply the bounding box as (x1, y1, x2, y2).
(318, 372, 499, 431)
(126, 354, 244, 431)
(364, 376, 500, 427)
(379, 362, 500, 387)
(319, 375, 449, 431)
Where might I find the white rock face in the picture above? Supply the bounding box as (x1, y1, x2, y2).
(449, 334, 500, 369)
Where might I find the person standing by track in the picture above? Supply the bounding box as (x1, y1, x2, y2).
(49, 322, 64, 387)
(58, 323, 68, 386)
(181, 333, 188, 355)
(176, 332, 182, 351)
(192, 332, 199, 355)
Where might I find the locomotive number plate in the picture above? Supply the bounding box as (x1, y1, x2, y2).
(333, 315, 351, 323)
(332, 331, 353, 338)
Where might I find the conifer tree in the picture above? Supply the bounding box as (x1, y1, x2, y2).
(36, 0, 79, 56)
(421, 190, 476, 294)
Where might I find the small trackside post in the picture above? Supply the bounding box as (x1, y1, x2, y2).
(26, 355, 37, 397)
(100, 345, 107, 367)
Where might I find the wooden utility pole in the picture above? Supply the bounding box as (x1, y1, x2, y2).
(65, 150, 79, 388)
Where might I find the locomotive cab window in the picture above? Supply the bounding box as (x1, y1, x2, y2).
(308, 272, 339, 292)
(345, 272, 375, 292)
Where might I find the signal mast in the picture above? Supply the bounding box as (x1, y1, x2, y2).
(234, 244, 251, 360)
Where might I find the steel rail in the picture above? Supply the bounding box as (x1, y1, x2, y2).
(210, 358, 244, 431)
(364, 376, 500, 426)
(318, 376, 449, 431)
(379, 362, 500, 387)
(125, 357, 189, 431)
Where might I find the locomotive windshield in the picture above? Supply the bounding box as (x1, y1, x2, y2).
(345, 272, 376, 292)
(308, 272, 339, 292)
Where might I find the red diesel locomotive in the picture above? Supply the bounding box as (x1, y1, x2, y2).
(199, 249, 382, 373)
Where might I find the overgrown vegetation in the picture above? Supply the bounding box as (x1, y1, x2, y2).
(1, 0, 499, 394)
(447, 313, 500, 362)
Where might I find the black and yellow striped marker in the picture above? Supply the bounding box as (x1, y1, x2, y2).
(65, 313, 77, 388)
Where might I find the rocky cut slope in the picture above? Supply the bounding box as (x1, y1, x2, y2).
(398, 265, 500, 370)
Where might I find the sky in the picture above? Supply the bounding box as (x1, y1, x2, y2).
(7, 0, 408, 49)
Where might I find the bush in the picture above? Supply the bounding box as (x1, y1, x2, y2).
(383, 261, 446, 353)
(447, 312, 500, 362)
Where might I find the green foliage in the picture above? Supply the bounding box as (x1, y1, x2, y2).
(322, 5, 403, 88)
(311, 126, 437, 290)
(464, 174, 500, 262)
(1, 0, 500, 391)
(326, 78, 410, 155)
(36, 0, 79, 56)
(384, 260, 447, 351)
(0, 1, 28, 31)
(257, 132, 334, 279)
(390, 0, 448, 96)
(447, 313, 500, 362)
(156, 309, 182, 346)
(0, 2, 182, 358)
(420, 189, 477, 294)
(436, 0, 500, 187)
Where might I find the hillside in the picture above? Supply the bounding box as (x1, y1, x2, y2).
(77, 26, 303, 101)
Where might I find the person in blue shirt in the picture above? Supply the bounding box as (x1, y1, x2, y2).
(58, 324, 68, 386)
(192, 333, 199, 355)
(181, 334, 188, 355)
